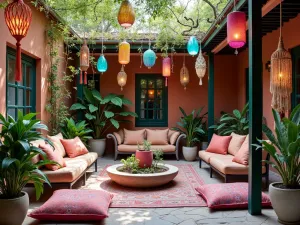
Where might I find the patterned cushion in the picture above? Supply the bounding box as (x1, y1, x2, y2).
(195, 183, 272, 209)
(28, 189, 113, 221)
(146, 129, 168, 145)
(39, 143, 66, 171)
(123, 129, 145, 145)
(206, 134, 232, 155)
(60, 137, 89, 158)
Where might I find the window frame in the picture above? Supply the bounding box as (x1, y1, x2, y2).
(135, 74, 168, 127)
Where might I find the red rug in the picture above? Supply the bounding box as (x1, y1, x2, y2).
(84, 164, 207, 208)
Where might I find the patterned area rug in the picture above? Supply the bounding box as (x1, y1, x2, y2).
(82, 164, 207, 208)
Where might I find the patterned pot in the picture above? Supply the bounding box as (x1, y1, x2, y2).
(135, 150, 153, 168)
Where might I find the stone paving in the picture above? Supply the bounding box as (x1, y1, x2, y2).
(24, 156, 282, 225)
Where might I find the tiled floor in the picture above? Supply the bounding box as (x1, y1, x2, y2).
(24, 156, 282, 225)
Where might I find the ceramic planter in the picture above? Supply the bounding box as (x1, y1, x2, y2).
(182, 146, 198, 161)
(269, 182, 300, 224)
(135, 150, 153, 168)
(89, 138, 106, 157)
(0, 191, 29, 225)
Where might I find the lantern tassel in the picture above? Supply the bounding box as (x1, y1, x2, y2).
(84, 72, 87, 85)
(80, 71, 83, 84)
(15, 41, 22, 82)
(165, 78, 168, 87)
(199, 78, 203, 86)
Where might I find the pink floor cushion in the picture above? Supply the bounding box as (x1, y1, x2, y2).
(29, 189, 113, 221)
(195, 183, 272, 209)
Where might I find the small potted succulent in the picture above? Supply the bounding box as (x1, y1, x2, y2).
(136, 140, 153, 168)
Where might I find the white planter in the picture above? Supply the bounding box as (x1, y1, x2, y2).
(89, 138, 106, 157)
(0, 191, 29, 225)
(182, 146, 198, 161)
(269, 182, 300, 224)
(201, 142, 208, 150)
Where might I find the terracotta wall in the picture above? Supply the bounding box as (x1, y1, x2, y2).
(0, 1, 66, 127)
(236, 14, 300, 127)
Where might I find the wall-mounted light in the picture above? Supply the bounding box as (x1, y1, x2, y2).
(265, 60, 271, 72)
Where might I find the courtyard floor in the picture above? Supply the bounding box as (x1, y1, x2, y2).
(24, 156, 281, 225)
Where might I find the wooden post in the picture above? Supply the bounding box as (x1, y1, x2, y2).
(208, 53, 215, 143)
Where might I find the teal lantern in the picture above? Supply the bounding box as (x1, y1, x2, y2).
(97, 54, 107, 73)
(187, 36, 199, 56)
(143, 49, 156, 69)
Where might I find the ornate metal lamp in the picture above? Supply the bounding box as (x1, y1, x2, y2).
(195, 44, 206, 86)
(118, 0, 135, 29)
(80, 39, 90, 85)
(117, 65, 127, 90)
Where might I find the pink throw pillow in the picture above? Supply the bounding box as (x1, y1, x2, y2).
(146, 129, 168, 145)
(39, 143, 66, 171)
(228, 133, 247, 156)
(232, 135, 249, 165)
(113, 129, 124, 145)
(123, 129, 145, 145)
(206, 134, 232, 155)
(195, 183, 272, 209)
(60, 137, 89, 158)
(29, 189, 113, 221)
(47, 133, 66, 157)
(169, 130, 181, 145)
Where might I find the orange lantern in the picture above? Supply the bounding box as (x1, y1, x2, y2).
(162, 57, 171, 86)
(118, 0, 135, 29)
(5, 0, 32, 82)
(80, 39, 90, 85)
(119, 41, 130, 65)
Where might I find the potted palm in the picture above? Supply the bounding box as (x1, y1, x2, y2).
(173, 107, 206, 161)
(70, 87, 137, 156)
(255, 106, 300, 225)
(0, 111, 55, 225)
(136, 140, 153, 168)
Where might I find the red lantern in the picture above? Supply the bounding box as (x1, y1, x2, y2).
(80, 39, 90, 85)
(227, 11, 246, 53)
(5, 0, 32, 82)
(162, 57, 171, 86)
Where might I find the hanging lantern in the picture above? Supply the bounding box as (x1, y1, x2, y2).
(162, 57, 171, 86)
(143, 49, 156, 69)
(97, 54, 108, 73)
(180, 56, 189, 90)
(195, 51, 206, 85)
(117, 65, 127, 91)
(270, 3, 292, 113)
(5, 0, 32, 82)
(118, 0, 135, 29)
(119, 41, 130, 65)
(80, 39, 90, 85)
(187, 36, 199, 56)
(227, 11, 246, 54)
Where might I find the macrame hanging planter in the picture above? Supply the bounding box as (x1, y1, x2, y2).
(5, 0, 32, 82)
(80, 39, 90, 85)
(195, 41, 206, 86)
(117, 65, 127, 91)
(270, 3, 292, 113)
(180, 55, 189, 90)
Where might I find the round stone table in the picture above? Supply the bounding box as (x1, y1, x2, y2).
(106, 164, 178, 188)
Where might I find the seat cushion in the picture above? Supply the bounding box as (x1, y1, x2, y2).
(206, 134, 232, 155)
(228, 133, 247, 156)
(47, 133, 66, 157)
(60, 137, 89, 158)
(210, 157, 266, 175)
(118, 144, 176, 153)
(65, 152, 98, 167)
(123, 129, 145, 145)
(28, 189, 113, 221)
(198, 151, 234, 164)
(146, 129, 168, 145)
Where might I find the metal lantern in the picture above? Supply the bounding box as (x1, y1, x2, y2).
(117, 65, 127, 91)
(162, 57, 171, 86)
(80, 39, 90, 85)
(195, 50, 206, 85)
(97, 54, 108, 73)
(118, 0, 135, 29)
(180, 56, 189, 90)
(5, 0, 32, 82)
(187, 36, 199, 56)
(270, 3, 292, 113)
(119, 40, 130, 65)
(227, 11, 246, 54)
(143, 48, 156, 69)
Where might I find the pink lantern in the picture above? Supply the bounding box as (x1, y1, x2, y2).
(162, 57, 171, 86)
(227, 11, 246, 50)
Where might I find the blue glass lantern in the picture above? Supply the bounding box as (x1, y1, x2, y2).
(187, 36, 199, 56)
(143, 49, 156, 69)
(97, 54, 107, 73)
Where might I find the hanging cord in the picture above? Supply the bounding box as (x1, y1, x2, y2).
(280, 2, 282, 39)
(101, 19, 104, 55)
(171, 51, 174, 74)
(140, 37, 143, 68)
(233, 0, 236, 11)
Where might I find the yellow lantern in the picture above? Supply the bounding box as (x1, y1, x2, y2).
(117, 65, 127, 90)
(118, 0, 135, 29)
(119, 41, 130, 65)
(180, 56, 189, 90)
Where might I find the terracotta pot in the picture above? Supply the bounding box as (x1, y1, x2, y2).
(135, 150, 153, 168)
(89, 138, 106, 157)
(269, 182, 300, 224)
(182, 146, 198, 161)
(0, 191, 29, 225)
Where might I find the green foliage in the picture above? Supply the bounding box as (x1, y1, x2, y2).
(60, 118, 93, 144)
(0, 111, 56, 200)
(254, 106, 300, 188)
(137, 140, 152, 151)
(211, 103, 249, 136)
(120, 154, 140, 174)
(173, 107, 206, 147)
(70, 87, 138, 139)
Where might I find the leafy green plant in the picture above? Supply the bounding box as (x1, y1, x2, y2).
(70, 87, 138, 139)
(211, 103, 249, 136)
(0, 111, 56, 200)
(172, 107, 206, 147)
(137, 140, 152, 151)
(60, 118, 93, 144)
(254, 106, 300, 189)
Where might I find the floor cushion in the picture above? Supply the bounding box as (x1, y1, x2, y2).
(233, 135, 249, 165)
(39, 143, 66, 171)
(228, 133, 247, 156)
(123, 129, 145, 145)
(29, 189, 113, 221)
(146, 129, 168, 145)
(195, 183, 272, 209)
(206, 134, 232, 155)
(60, 137, 89, 158)
(47, 133, 66, 157)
